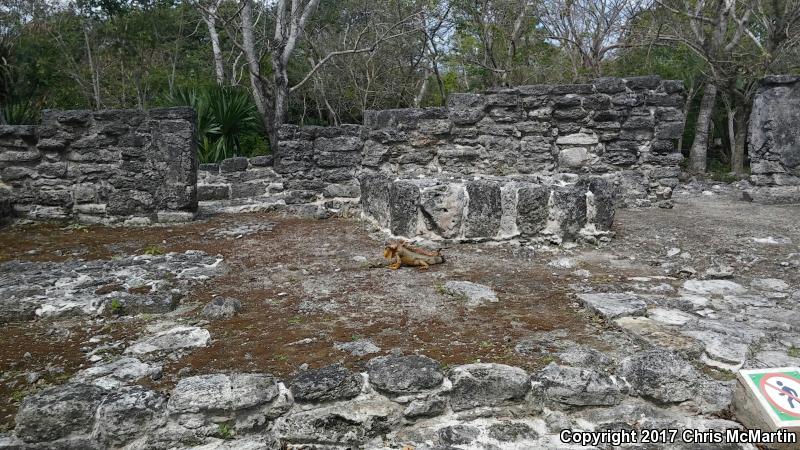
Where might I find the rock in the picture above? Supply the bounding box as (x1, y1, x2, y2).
(15, 383, 107, 443)
(682, 329, 748, 371)
(187, 436, 281, 450)
(647, 308, 695, 326)
(618, 349, 700, 403)
(272, 397, 401, 445)
(334, 339, 381, 357)
(438, 424, 479, 445)
(366, 355, 444, 395)
(442, 281, 498, 307)
(202, 297, 242, 320)
(72, 357, 162, 389)
(0, 299, 38, 324)
(750, 278, 790, 292)
(464, 180, 502, 238)
(548, 257, 577, 269)
(487, 422, 539, 442)
(533, 363, 625, 407)
(558, 346, 612, 368)
(289, 364, 364, 402)
(576, 293, 647, 319)
(704, 265, 734, 279)
(448, 363, 531, 411)
(92, 386, 167, 448)
(682, 279, 747, 296)
(169, 373, 290, 431)
(614, 317, 704, 357)
(403, 395, 447, 418)
(125, 326, 210, 356)
(219, 157, 249, 173)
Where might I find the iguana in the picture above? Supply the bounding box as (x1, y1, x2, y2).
(383, 241, 444, 270)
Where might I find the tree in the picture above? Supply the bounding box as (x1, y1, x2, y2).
(538, 0, 645, 80)
(234, 0, 421, 149)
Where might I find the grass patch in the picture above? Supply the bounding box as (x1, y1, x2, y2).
(788, 346, 800, 358)
(142, 245, 164, 256)
(287, 315, 303, 325)
(110, 298, 124, 315)
(217, 423, 234, 440)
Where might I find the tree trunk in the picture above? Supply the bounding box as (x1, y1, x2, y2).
(83, 24, 101, 109)
(202, 14, 225, 85)
(689, 83, 717, 174)
(678, 82, 695, 152)
(731, 105, 748, 176)
(240, 0, 277, 150)
(270, 56, 289, 149)
(413, 68, 431, 107)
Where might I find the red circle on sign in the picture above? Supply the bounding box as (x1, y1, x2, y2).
(760, 373, 800, 418)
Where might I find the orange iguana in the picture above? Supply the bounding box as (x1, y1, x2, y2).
(383, 241, 444, 270)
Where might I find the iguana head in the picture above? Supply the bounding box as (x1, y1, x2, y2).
(383, 242, 399, 259)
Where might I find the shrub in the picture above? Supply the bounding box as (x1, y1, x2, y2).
(165, 86, 265, 163)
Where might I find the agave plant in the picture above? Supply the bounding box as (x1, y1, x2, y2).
(165, 86, 259, 163)
(1, 101, 39, 125)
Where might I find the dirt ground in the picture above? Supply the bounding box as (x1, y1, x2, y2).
(1, 195, 799, 431)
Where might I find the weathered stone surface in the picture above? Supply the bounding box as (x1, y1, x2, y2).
(272, 397, 401, 445)
(202, 297, 242, 320)
(464, 180, 502, 238)
(389, 180, 419, 237)
(0, 251, 224, 321)
(403, 395, 447, 418)
(442, 280, 498, 307)
(290, 364, 364, 402)
(92, 386, 167, 448)
(448, 363, 530, 411)
(1, 108, 198, 223)
(534, 363, 625, 406)
(748, 76, 800, 201)
(366, 355, 444, 395)
(577, 293, 647, 319)
(618, 349, 700, 403)
(72, 357, 162, 389)
(125, 326, 210, 356)
(15, 383, 107, 443)
(169, 373, 290, 431)
(334, 339, 381, 357)
(516, 184, 549, 236)
(419, 183, 465, 239)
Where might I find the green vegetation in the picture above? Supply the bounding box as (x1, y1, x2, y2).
(110, 298, 123, 314)
(164, 86, 266, 163)
(287, 315, 303, 325)
(142, 246, 164, 256)
(216, 423, 234, 440)
(1, 0, 797, 171)
(789, 346, 800, 358)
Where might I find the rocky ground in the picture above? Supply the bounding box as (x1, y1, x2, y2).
(0, 183, 799, 449)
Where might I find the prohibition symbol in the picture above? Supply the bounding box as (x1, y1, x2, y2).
(760, 373, 800, 418)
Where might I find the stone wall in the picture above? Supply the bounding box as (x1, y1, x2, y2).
(0, 108, 198, 224)
(747, 75, 800, 204)
(360, 173, 615, 243)
(363, 76, 686, 207)
(272, 124, 363, 213)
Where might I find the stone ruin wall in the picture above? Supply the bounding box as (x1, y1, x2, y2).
(0, 76, 687, 228)
(361, 75, 686, 207)
(0, 108, 198, 224)
(747, 75, 800, 204)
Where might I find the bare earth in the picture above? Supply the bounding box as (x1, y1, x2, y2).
(1, 194, 799, 433)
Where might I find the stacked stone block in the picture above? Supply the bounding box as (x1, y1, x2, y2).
(273, 124, 363, 206)
(360, 172, 615, 243)
(362, 76, 686, 206)
(747, 75, 800, 204)
(0, 108, 198, 223)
